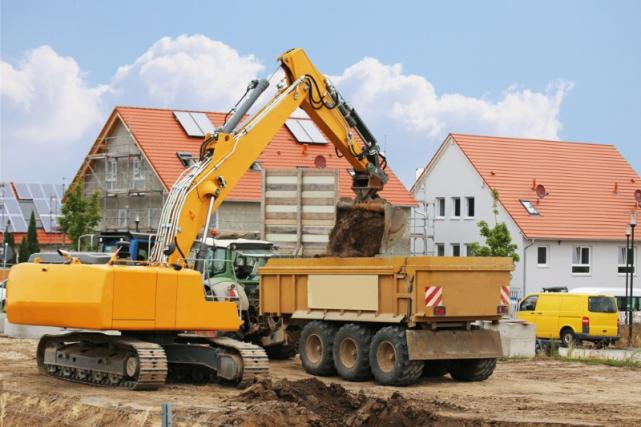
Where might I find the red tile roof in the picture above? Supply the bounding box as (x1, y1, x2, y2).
(114, 106, 415, 206)
(1, 230, 67, 246)
(450, 134, 640, 240)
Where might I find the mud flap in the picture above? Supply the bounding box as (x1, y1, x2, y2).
(406, 329, 503, 360)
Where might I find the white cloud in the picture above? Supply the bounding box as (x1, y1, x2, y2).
(1, 46, 110, 182)
(112, 34, 265, 110)
(1, 37, 573, 187)
(330, 57, 573, 184)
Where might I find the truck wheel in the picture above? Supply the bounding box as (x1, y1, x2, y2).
(333, 324, 372, 381)
(265, 344, 297, 360)
(560, 328, 577, 347)
(422, 360, 448, 377)
(369, 326, 423, 386)
(447, 358, 496, 382)
(299, 321, 337, 376)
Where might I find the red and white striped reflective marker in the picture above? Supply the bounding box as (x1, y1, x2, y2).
(424, 286, 443, 307)
(500, 285, 510, 305)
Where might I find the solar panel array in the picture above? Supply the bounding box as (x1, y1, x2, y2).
(26, 183, 64, 232)
(0, 183, 27, 232)
(285, 119, 328, 144)
(174, 111, 216, 137)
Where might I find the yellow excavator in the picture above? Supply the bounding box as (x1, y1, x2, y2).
(6, 48, 401, 390)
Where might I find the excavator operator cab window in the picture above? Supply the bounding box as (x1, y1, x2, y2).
(205, 247, 228, 278)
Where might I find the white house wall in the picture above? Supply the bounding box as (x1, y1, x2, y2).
(412, 139, 525, 292)
(524, 239, 638, 294)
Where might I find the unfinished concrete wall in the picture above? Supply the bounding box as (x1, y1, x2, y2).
(82, 120, 166, 232)
(217, 202, 261, 234)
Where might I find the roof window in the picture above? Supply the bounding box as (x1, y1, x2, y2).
(173, 111, 215, 137)
(177, 152, 197, 168)
(520, 200, 539, 215)
(250, 161, 262, 171)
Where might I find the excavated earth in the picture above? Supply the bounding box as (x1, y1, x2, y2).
(326, 208, 385, 257)
(2, 337, 641, 426)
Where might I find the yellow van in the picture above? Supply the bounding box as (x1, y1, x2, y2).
(517, 293, 619, 346)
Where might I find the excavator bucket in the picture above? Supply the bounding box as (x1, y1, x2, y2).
(326, 199, 407, 257)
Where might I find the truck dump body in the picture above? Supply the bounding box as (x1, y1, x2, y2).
(260, 256, 513, 324)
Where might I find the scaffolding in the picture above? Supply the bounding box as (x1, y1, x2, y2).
(82, 131, 166, 233)
(410, 183, 435, 256)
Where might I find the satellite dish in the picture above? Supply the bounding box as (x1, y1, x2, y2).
(635, 189, 641, 203)
(535, 184, 547, 199)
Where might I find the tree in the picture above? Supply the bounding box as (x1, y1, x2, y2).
(2, 226, 16, 265)
(469, 189, 520, 263)
(58, 183, 101, 250)
(17, 213, 40, 262)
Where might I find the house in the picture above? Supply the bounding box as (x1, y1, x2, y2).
(411, 134, 640, 298)
(71, 106, 416, 253)
(0, 182, 67, 257)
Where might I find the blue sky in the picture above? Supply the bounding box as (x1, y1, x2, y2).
(2, 0, 640, 187)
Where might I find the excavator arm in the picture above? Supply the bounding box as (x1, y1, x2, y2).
(150, 48, 398, 265)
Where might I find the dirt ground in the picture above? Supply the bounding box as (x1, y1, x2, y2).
(1, 337, 641, 426)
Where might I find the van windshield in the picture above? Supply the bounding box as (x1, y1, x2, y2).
(588, 296, 617, 313)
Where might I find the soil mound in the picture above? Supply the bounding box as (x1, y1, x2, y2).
(327, 208, 385, 257)
(238, 378, 439, 426)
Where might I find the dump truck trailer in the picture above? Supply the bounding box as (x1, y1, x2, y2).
(260, 256, 512, 386)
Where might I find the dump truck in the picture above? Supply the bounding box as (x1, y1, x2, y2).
(260, 256, 512, 386)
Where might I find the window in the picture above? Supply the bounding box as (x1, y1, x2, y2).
(465, 197, 475, 218)
(572, 246, 591, 274)
(177, 152, 196, 168)
(250, 161, 262, 171)
(588, 296, 617, 313)
(519, 295, 538, 311)
(451, 197, 461, 218)
(618, 247, 636, 274)
(436, 243, 445, 256)
(537, 246, 549, 267)
(435, 198, 445, 218)
(117, 208, 128, 229)
(451, 243, 461, 257)
(520, 200, 539, 215)
(106, 158, 117, 190)
(132, 157, 144, 181)
(465, 244, 473, 256)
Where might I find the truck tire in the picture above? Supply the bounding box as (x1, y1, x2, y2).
(369, 326, 423, 386)
(333, 324, 373, 381)
(265, 344, 297, 360)
(299, 321, 337, 376)
(447, 358, 496, 382)
(422, 360, 448, 377)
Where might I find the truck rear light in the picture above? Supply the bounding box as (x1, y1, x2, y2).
(582, 316, 590, 334)
(433, 306, 446, 316)
(497, 305, 509, 314)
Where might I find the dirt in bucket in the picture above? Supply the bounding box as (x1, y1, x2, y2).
(326, 207, 385, 257)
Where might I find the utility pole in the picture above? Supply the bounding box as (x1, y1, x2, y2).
(629, 211, 637, 344)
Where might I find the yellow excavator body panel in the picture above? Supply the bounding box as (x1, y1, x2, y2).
(6, 262, 241, 331)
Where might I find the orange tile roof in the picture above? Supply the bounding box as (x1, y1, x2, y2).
(449, 134, 641, 240)
(1, 230, 67, 245)
(114, 106, 415, 206)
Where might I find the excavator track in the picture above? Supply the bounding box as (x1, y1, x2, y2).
(209, 336, 270, 387)
(37, 333, 168, 391)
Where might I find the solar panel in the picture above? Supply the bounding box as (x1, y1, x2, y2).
(174, 111, 204, 137)
(14, 183, 32, 199)
(54, 184, 65, 200)
(191, 113, 216, 135)
(3, 198, 21, 215)
(42, 184, 57, 199)
(0, 214, 27, 233)
(49, 198, 62, 215)
(33, 199, 51, 216)
(29, 183, 45, 199)
(285, 119, 314, 143)
(299, 120, 328, 144)
(40, 214, 60, 232)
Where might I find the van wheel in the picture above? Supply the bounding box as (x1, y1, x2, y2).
(299, 321, 337, 376)
(333, 324, 373, 381)
(560, 328, 577, 347)
(447, 358, 497, 382)
(422, 360, 449, 377)
(369, 326, 423, 386)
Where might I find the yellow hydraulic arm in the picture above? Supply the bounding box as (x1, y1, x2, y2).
(150, 48, 389, 265)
